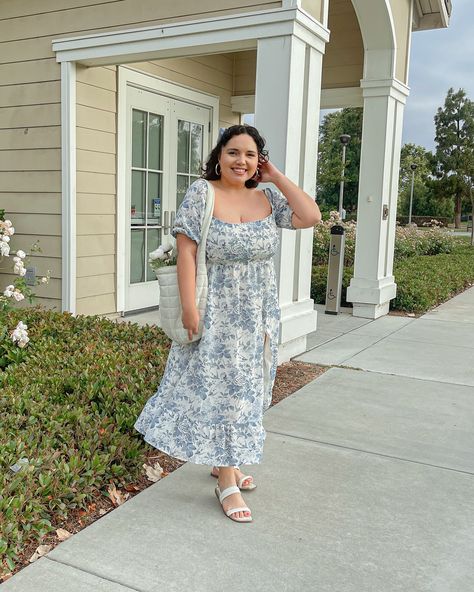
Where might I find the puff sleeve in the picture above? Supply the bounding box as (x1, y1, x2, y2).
(266, 186, 295, 230)
(171, 178, 207, 244)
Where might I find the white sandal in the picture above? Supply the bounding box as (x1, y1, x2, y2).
(215, 485, 253, 523)
(210, 466, 257, 491)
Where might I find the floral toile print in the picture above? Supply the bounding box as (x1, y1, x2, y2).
(134, 177, 294, 466)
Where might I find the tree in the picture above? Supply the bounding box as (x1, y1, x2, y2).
(398, 143, 454, 219)
(398, 143, 433, 216)
(433, 88, 474, 228)
(317, 108, 363, 213)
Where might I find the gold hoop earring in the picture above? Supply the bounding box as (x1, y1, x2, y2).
(215, 163, 221, 176)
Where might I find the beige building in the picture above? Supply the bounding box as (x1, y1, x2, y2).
(0, 0, 451, 360)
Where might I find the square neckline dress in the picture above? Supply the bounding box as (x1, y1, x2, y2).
(134, 178, 295, 466)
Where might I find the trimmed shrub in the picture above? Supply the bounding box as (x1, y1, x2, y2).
(311, 244, 474, 314)
(396, 215, 450, 227)
(313, 217, 458, 267)
(0, 308, 170, 575)
(391, 246, 474, 312)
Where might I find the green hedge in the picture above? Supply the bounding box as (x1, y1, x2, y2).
(311, 245, 474, 314)
(0, 309, 170, 575)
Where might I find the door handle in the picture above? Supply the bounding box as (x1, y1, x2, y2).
(163, 210, 169, 235)
(170, 211, 176, 232)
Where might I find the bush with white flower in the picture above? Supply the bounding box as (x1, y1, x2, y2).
(312, 211, 457, 266)
(148, 243, 177, 273)
(0, 210, 50, 368)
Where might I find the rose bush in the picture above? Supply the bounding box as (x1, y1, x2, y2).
(0, 210, 50, 369)
(313, 212, 458, 266)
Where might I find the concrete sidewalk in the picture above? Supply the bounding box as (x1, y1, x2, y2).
(4, 289, 474, 591)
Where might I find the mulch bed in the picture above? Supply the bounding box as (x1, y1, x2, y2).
(3, 360, 325, 582)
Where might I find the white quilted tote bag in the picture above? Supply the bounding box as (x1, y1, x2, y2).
(155, 180, 214, 345)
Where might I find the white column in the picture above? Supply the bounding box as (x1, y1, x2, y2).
(61, 61, 77, 314)
(346, 79, 409, 319)
(254, 32, 326, 361)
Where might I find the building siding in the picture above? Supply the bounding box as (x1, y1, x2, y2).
(0, 0, 278, 313)
(322, 0, 364, 90)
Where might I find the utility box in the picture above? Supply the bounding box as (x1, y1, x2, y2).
(325, 225, 345, 315)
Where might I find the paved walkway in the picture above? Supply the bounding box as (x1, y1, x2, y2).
(4, 290, 474, 591)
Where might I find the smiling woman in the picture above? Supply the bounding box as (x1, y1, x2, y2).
(133, 124, 321, 524)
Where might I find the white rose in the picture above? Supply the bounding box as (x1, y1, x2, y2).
(14, 265, 26, 276)
(11, 328, 29, 348)
(1, 235, 10, 243)
(4, 220, 12, 228)
(15, 250, 26, 259)
(41, 276, 49, 284)
(12, 290, 25, 302)
(3, 285, 14, 297)
(149, 247, 164, 261)
(0, 242, 10, 256)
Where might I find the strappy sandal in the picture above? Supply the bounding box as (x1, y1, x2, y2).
(210, 466, 257, 491)
(215, 484, 253, 523)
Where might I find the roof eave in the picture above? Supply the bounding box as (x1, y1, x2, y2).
(412, 0, 452, 32)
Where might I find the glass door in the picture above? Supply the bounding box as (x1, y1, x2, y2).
(125, 87, 211, 312)
(125, 87, 170, 312)
(168, 99, 211, 239)
(130, 108, 164, 284)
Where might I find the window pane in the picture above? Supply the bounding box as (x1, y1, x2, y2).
(190, 123, 203, 175)
(130, 229, 145, 284)
(177, 120, 190, 173)
(131, 170, 145, 225)
(146, 228, 161, 282)
(148, 113, 163, 171)
(176, 175, 189, 210)
(147, 172, 162, 225)
(132, 110, 146, 168)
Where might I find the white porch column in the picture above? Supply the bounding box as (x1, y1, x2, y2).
(346, 79, 409, 319)
(60, 60, 77, 314)
(254, 29, 327, 361)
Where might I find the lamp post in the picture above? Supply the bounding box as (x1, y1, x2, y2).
(338, 134, 351, 220)
(408, 163, 417, 225)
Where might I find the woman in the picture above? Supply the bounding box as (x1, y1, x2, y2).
(134, 124, 321, 523)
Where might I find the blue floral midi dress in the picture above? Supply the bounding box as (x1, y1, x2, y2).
(134, 177, 295, 466)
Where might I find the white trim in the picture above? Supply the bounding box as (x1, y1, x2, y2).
(116, 67, 127, 314)
(61, 61, 76, 314)
(117, 66, 219, 313)
(321, 0, 329, 28)
(52, 8, 329, 66)
(232, 87, 365, 112)
(360, 78, 410, 104)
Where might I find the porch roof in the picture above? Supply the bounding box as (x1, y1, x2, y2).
(52, 6, 329, 67)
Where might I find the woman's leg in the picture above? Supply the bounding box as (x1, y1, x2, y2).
(217, 466, 251, 519)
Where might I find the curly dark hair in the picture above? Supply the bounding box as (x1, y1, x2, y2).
(202, 124, 269, 189)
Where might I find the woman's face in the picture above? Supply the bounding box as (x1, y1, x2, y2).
(218, 133, 259, 184)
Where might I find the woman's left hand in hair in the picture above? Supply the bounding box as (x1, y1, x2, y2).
(257, 156, 281, 184)
(257, 156, 321, 228)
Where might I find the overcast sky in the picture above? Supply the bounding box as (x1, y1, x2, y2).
(402, 0, 473, 152)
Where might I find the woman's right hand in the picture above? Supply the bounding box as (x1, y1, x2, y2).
(182, 306, 200, 341)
